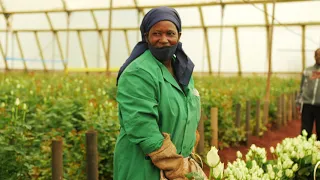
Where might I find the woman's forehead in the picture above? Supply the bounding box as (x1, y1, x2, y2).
(149, 21, 178, 32)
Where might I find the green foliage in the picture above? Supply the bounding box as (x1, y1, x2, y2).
(0, 73, 300, 179)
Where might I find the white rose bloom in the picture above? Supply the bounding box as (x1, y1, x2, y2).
(207, 146, 220, 168)
(212, 162, 224, 179)
(292, 164, 298, 172)
(285, 169, 293, 178)
(277, 170, 283, 178)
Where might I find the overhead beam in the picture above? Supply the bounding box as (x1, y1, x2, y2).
(0, 0, 312, 14)
(7, 21, 320, 32)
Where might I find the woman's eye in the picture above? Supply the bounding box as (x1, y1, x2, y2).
(167, 32, 175, 36)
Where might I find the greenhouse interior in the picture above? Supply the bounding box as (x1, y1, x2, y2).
(0, 0, 320, 179)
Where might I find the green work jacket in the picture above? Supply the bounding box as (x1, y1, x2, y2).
(113, 50, 201, 180)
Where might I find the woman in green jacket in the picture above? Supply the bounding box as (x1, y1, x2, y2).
(114, 6, 202, 180)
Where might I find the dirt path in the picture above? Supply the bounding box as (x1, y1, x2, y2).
(203, 118, 306, 176)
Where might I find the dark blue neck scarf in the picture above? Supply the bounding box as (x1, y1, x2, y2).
(116, 6, 195, 86)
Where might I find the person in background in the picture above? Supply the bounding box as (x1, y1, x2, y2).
(113, 6, 206, 180)
(296, 48, 320, 141)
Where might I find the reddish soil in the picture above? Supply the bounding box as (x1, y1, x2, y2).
(202, 118, 317, 176)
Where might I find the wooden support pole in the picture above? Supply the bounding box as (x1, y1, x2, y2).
(246, 101, 251, 146)
(197, 111, 205, 154)
(52, 139, 63, 180)
(277, 96, 282, 129)
(282, 94, 287, 126)
(86, 130, 99, 180)
(292, 92, 297, 120)
(263, 100, 269, 125)
(210, 107, 218, 148)
(288, 94, 293, 121)
(254, 100, 261, 136)
(235, 103, 241, 128)
(198, 6, 212, 75)
(233, 27, 242, 76)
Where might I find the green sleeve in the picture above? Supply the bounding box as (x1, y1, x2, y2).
(117, 68, 164, 155)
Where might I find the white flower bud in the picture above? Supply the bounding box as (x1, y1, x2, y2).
(270, 146, 275, 153)
(302, 129, 308, 137)
(292, 164, 298, 172)
(236, 151, 242, 159)
(23, 103, 27, 110)
(15, 98, 20, 106)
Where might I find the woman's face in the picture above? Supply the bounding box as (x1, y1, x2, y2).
(146, 21, 181, 48)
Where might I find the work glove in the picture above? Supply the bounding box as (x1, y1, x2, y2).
(148, 133, 187, 180)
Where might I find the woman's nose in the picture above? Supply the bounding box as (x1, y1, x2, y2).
(159, 34, 169, 44)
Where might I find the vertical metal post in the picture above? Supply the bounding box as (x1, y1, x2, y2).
(77, 31, 88, 70)
(264, 0, 276, 117)
(0, 32, 7, 70)
(0, 1, 9, 70)
(124, 30, 131, 56)
(217, 5, 225, 76)
(45, 12, 67, 70)
(34, 31, 48, 71)
(106, 0, 113, 73)
(198, 6, 212, 75)
(301, 25, 306, 72)
(15, 32, 27, 71)
(233, 27, 242, 76)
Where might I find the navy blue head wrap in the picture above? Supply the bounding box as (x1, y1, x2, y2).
(116, 6, 194, 86)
